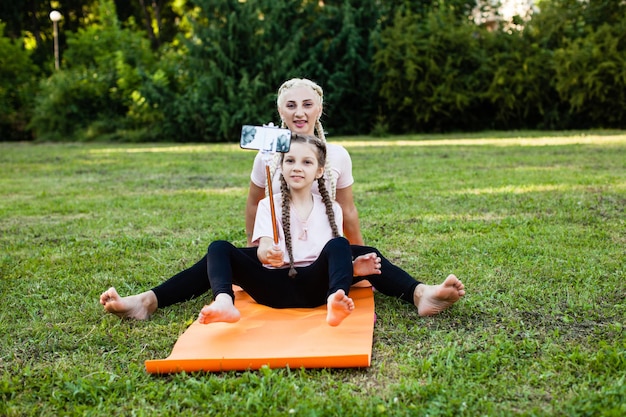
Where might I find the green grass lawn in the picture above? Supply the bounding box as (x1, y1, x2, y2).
(1, 131, 624, 416)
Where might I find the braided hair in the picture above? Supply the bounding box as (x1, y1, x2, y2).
(268, 78, 337, 200)
(280, 134, 340, 277)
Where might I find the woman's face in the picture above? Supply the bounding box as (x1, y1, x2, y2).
(277, 85, 322, 136)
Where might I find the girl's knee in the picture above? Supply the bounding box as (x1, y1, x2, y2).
(208, 240, 232, 253)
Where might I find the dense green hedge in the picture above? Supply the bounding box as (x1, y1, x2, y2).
(2, 0, 624, 142)
(0, 23, 39, 141)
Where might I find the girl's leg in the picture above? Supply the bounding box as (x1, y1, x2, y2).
(350, 245, 420, 304)
(320, 237, 354, 297)
(311, 237, 355, 325)
(268, 237, 353, 308)
(203, 238, 355, 325)
(200, 241, 277, 323)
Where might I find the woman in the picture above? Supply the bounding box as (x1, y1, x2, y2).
(100, 78, 465, 320)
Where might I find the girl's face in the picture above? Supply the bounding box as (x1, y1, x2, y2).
(281, 141, 324, 191)
(277, 86, 322, 136)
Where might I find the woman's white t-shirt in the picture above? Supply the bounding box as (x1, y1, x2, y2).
(252, 194, 343, 268)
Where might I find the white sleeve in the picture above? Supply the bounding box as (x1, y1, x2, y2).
(251, 197, 274, 245)
(328, 144, 354, 190)
(250, 151, 267, 188)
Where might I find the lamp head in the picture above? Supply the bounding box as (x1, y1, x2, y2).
(49, 11, 62, 22)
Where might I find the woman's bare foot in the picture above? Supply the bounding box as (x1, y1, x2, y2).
(413, 274, 465, 317)
(352, 253, 381, 277)
(99, 287, 157, 320)
(326, 289, 355, 326)
(198, 293, 241, 324)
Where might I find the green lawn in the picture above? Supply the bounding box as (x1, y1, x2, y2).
(1, 131, 624, 416)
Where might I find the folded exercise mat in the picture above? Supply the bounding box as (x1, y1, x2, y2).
(145, 286, 375, 374)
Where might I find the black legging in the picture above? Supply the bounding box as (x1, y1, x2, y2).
(207, 237, 353, 308)
(152, 244, 421, 308)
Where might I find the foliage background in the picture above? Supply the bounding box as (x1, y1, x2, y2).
(0, 0, 625, 141)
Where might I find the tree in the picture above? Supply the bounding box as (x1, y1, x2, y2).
(0, 23, 39, 140)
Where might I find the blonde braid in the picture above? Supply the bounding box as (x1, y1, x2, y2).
(314, 119, 336, 200)
(280, 175, 297, 277)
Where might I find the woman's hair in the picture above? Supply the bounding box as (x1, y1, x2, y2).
(279, 134, 340, 277)
(268, 78, 337, 199)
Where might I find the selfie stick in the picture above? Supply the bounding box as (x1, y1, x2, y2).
(264, 161, 280, 246)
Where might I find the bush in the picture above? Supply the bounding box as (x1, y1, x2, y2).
(484, 31, 564, 130)
(0, 23, 39, 141)
(373, 8, 494, 133)
(554, 17, 626, 128)
(29, 0, 158, 141)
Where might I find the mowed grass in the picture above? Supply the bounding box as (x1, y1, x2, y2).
(1, 131, 624, 416)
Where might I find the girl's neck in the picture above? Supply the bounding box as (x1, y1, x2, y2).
(290, 191, 314, 221)
(289, 189, 314, 206)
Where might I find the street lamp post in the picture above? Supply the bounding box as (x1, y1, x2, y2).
(49, 10, 62, 70)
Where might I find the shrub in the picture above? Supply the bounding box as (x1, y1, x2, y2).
(0, 23, 39, 141)
(29, 0, 158, 141)
(554, 17, 626, 128)
(373, 7, 494, 133)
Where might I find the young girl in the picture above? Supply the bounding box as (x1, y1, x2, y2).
(197, 134, 355, 326)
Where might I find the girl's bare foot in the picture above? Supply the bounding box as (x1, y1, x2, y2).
(326, 289, 355, 326)
(352, 253, 382, 277)
(99, 287, 157, 320)
(198, 293, 241, 324)
(413, 274, 465, 317)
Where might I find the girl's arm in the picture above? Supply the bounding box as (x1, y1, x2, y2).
(335, 185, 364, 245)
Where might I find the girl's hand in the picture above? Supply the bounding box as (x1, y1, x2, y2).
(352, 253, 381, 277)
(265, 245, 285, 267)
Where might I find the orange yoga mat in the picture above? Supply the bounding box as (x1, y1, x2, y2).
(145, 286, 375, 374)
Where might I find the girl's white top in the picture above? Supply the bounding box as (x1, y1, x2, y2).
(252, 193, 343, 268)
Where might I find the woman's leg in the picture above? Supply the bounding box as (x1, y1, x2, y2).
(350, 245, 466, 315)
(100, 256, 210, 320)
(153, 247, 259, 307)
(151, 255, 210, 307)
(350, 245, 420, 304)
(100, 247, 258, 319)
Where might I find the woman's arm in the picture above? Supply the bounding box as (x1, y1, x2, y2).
(245, 182, 266, 246)
(335, 185, 364, 245)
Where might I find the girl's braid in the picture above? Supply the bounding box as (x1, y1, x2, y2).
(317, 176, 340, 238)
(280, 175, 297, 277)
(278, 133, 334, 278)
